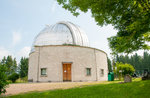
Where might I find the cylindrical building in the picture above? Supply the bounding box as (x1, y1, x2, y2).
(28, 21, 108, 82)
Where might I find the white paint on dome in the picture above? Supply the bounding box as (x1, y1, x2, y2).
(31, 21, 89, 52)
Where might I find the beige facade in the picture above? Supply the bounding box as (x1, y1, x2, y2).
(28, 45, 108, 82)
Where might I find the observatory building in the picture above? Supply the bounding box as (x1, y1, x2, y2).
(28, 21, 108, 82)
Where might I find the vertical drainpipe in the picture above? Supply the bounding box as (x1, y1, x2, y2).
(37, 47, 40, 82)
(94, 49, 98, 81)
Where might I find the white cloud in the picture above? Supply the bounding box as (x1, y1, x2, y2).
(0, 46, 31, 63)
(0, 47, 12, 60)
(51, 1, 57, 13)
(17, 46, 31, 58)
(12, 31, 21, 46)
(15, 46, 31, 63)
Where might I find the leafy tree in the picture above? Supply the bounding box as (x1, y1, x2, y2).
(142, 51, 150, 70)
(57, 0, 150, 54)
(5, 56, 13, 75)
(1, 56, 17, 76)
(107, 57, 112, 72)
(13, 58, 17, 72)
(115, 52, 150, 76)
(114, 62, 135, 76)
(8, 73, 19, 83)
(18, 57, 28, 78)
(1, 56, 6, 65)
(0, 64, 9, 95)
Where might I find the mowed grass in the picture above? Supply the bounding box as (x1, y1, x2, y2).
(5, 79, 150, 98)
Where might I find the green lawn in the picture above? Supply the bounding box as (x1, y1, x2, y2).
(5, 79, 150, 98)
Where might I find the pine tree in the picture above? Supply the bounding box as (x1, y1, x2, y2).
(142, 52, 150, 71)
(107, 57, 112, 72)
(13, 58, 17, 72)
(114, 52, 150, 76)
(1, 56, 17, 76)
(1, 56, 6, 65)
(18, 57, 29, 78)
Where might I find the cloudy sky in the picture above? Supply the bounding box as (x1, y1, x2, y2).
(0, 0, 120, 63)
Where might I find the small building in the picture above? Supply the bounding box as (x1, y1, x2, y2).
(28, 21, 108, 82)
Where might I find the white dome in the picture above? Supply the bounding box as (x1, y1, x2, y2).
(31, 21, 89, 52)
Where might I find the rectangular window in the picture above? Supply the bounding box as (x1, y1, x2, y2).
(100, 69, 104, 77)
(41, 68, 47, 75)
(86, 68, 91, 76)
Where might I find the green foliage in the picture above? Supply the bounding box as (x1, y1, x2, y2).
(114, 62, 135, 76)
(8, 73, 19, 83)
(107, 57, 112, 72)
(57, 0, 150, 54)
(62, 43, 80, 46)
(16, 77, 28, 83)
(115, 52, 150, 75)
(18, 57, 28, 78)
(7, 80, 150, 98)
(0, 64, 9, 95)
(1, 56, 17, 76)
(0, 55, 17, 94)
(11, 77, 28, 84)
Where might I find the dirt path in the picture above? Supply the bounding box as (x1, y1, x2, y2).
(4, 81, 110, 96)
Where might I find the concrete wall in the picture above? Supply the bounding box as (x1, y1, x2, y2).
(28, 45, 108, 82)
(28, 48, 39, 82)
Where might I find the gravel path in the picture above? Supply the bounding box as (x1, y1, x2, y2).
(4, 81, 108, 96)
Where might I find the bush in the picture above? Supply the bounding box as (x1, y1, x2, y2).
(22, 76, 28, 82)
(0, 64, 9, 95)
(114, 62, 135, 81)
(114, 62, 135, 76)
(8, 73, 19, 83)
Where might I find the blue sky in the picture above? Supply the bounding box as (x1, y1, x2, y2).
(0, 0, 118, 62)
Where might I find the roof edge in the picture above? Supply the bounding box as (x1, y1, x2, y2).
(29, 45, 107, 56)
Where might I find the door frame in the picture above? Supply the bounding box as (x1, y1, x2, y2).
(62, 62, 72, 82)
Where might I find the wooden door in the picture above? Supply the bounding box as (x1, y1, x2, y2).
(63, 64, 71, 81)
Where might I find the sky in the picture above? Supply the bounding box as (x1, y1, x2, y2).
(0, 0, 144, 63)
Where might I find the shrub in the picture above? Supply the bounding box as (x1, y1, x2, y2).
(22, 76, 28, 82)
(0, 64, 9, 95)
(8, 73, 19, 83)
(114, 62, 135, 76)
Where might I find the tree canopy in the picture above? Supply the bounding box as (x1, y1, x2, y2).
(115, 51, 150, 75)
(107, 57, 112, 72)
(18, 57, 28, 78)
(57, 0, 150, 54)
(0, 63, 9, 95)
(114, 62, 135, 76)
(1, 56, 17, 76)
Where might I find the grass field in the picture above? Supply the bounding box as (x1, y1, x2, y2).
(5, 79, 150, 98)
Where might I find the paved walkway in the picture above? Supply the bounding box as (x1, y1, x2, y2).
(4, 81, 110, 96)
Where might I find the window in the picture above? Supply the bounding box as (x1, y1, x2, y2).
(86, 68, 91, 76)
(41, 68, 47, 75)
(100, 69, 104, 77)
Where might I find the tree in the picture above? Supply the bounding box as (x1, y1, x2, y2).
(1, 56, 6, 65)
(57, 0, 150, 54)
(142, 51, 150, 70)
(13, 58, 17, 73)
(1, 56, 17, 76)
(4, 56, 17, 75)
(0, 64, 9, 95)
(114, 52, 150, 76)
(18, 57, 28, 78)
(114, 62, 135, 76)
(8, 73, 19, 83)
(107, 57, 112, 72)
